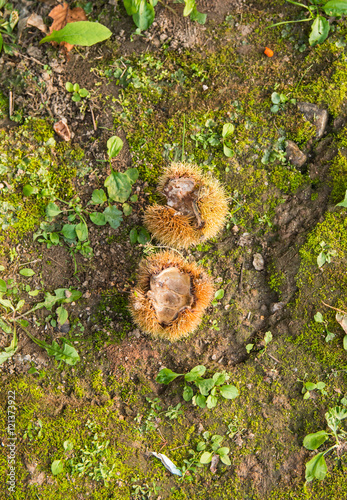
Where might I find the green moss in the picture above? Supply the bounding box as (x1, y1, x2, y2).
(329, 150, 347, 203)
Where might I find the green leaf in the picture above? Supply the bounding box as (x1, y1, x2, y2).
(91, 189, 107, 205)
(212, 372, 229, 386)
(18, 319, 29, 328)
(75, 221, 88, 242)
(103, 205, 123, 229)
(56, 306, 68, 326)
(51, 459, 64, 476)
(217, 446, 229, 456)
(133, 0, 155, 30)
(214, 289, 224, 300)
(271, 92, 281, 104)
(303, 431, 329, 450)
(336, 190, 347, 208)
(200, 451, 213, 464)
(26, 331, 80, 366)
(314, 312, 324, 323)
(185, 365, 206, 382)
(0, 298, 15, 311)
(190, 6, 206, 24)
(344, 335, 347, 351)
(123, 203, 133, 216)
(73, 83, 80, 92)
(63, 440, 74, 451)
(124, 168, 139, 185)
(305, 452, 327, 482)
(23, 184, 38, 196)
(317, 251, 326, 268)
(65, 82, 73, 92)
(264, 331, 272, 345)
(323, 0, 347, 16)
(63, 289, 82, 303)
(305, 382, 317, 391)
(156, 368, 182, 384)
(316, 382, 326, 390)
(50, 232, 60, 245)
(270, 104, 279, 113)
(196, 441, 206, 452)
(90, 212, 106, 226)
(105, 170, 132, 203)
(123, 0, 140, 16)
(79, 88, 90, 98)
(183, 385, 194, 401)
(183, 0, 195, 17)
(246, 343, 254, 353)
(219, 453, 231, 465)
(303, 391, 310, 400)
(137, 227, 150, 244)
(129, 228, 138, 244)
(72, 93, 81, 103)
(222, 123, 234, 138)
(309, 16, 330, 46)
(61, 224, 76, 241)
(0, 318, 12, 333)
(19, 268, 35, 277)
(16, 299, 25, 311)
(107, 136, 123, 159)
(219, 385, 239, 400)
(130, 194, 138, 202)
(206, 394, 218, 408)
(0, 279, 7, 293)
(197, 378, 215, 396)
(223, 144, 234, 158)
(46, 202, 62, 217)
(0, 33, 3, 54)
(195, 394, 206, 408)
(40, 21, 112, 47)
(0, 330, 17, 364)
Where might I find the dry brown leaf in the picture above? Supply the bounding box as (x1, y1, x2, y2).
(53, 120, 71, 141)
(336, 313, 347, 334)
(48, 2, 87, 52)
(27, 13, 48, 34)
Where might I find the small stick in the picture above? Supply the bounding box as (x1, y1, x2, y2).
(18, 259, 41, 267)
(322, 301, 347, 315)
(169, 444, 189, 451)
(90, 104, 97, 131)
(238, 262, 243, 292)
(20, 53, 45, 67)
(268, 353, 281, 364)
(9, 91, 13, 118)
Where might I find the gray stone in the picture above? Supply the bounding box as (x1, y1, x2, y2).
(253, 253, 265, 271)
(297, 102, 328, 139)
(286, 140, 307, 168)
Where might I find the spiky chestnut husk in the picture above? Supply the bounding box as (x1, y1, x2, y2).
(129, 250, 214, 341)
(143, 162, 229, 249)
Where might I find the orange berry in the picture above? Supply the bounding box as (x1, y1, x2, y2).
(264, 47, 274, 57)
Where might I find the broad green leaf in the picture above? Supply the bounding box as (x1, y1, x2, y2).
(133, 0, 155, 30)
(309, 16, 330, 46)
(183, 384, 194, 401)
(219, 385, 239, 400)
(65, 82, 73, 92)
(0, 318, 12, 333)
(196, 441, 206, 451)
(23, 184, 38, 196)
(51, 459, 64, 476)
(90, 212, 106, 225)
(61, 224, 76, 241)
(197, 378, 215, 396)
(303, 391, 310, 400)
(211, 435, 223, 446)
(79, 88, 89, 98)
(195, 394, 206, 408)
(336, 190, 347, 208)
(123, 203, 133, 216)
(0, 330, 18, 364)
(50, 232, 60, 245)
(217, 446, 229, 457)
(63, 440, 74, 451)
(200, 451, 213, 464)
(40, 21, 112, 47)
(183, 0, 195, 17)
(317, 251, 326, 268)
(344, 335, 347, 351)
(212, 372, 229, 386)
(46, 202, 62, 217)
(223, 144, 234, 158)
(206, 394, 218, 408)
(264, 331, 272, 345)
(56, 306, 68, 326)
(222, 123, 234, 138)
(129, 228, 138, 244)
(137, 227, 150, 244)
(314, 312, 324, 323)
(246, 343, 254, 353)
(124, 168, 139, 185)
(123, 0, 141, 16)
(219, 453, 231, 465)
(26, 331, 80, 366)
(107, 136, 123, 159)
(316, 382, 326, 390)
(305, 382, 317, 391)
(16, 299, 25, 311)
(0, 279, 7, 292)
(62, 289, 82, 303)
(156, 368, 182, 384)
(185, 365, 206, 382)
(323, 0, 347, 16)
(91, 189, 107, 205)
(190, 6, 206, 24)
(75, 221, 88, 242)
(303, 431, 329, 450)
(19, 268, 35, 277)
(271, 92, 281, 104)
(305, 452, 327, 481)
(105, 170, 132, 203)
(214, 289, 224, 300)
(17, 319, 29, 328)
(0, 298, 15, 311)
(103, 205, 123, 229)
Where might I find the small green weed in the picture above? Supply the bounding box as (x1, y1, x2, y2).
(314, 311, 336, 343)
(135, 397, 184, 433)
(0, 0, 18, 55)
(65, 82, 90, 102)
(317, 241, 337, 268)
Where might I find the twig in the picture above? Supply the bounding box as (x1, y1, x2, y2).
(169, 444, 189, 451)
(18, 259, 41, 267)
(322, 301, 347, 315)
(20, 52, 45, 67)
(9, 91, 13, 118)
(238, 262, 243, 293)
(268, 353, 281, 364)
(158, 0, 178, 16)
(90, 104, 97, 131)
